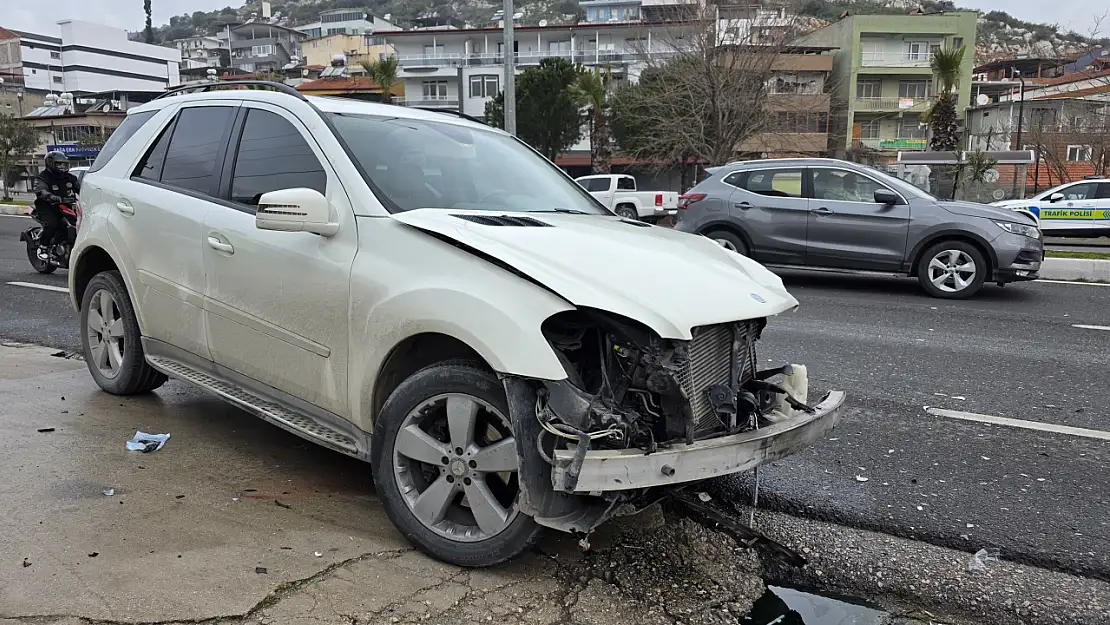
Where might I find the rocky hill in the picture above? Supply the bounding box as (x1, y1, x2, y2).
(143, 0, 1107, 65)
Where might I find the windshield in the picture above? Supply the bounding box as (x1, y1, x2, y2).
(326, 113, 609, 215)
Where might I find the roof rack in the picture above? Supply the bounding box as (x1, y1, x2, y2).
(412, 107, 487, 125)
(155, 80, 308, 101)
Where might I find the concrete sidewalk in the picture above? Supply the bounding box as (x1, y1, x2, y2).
(0, 204, 30, 216)
(1040, 257, 1110, 282)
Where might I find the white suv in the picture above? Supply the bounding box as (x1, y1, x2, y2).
(992, 178, 1110, 236)
(70, 82, 843, 567)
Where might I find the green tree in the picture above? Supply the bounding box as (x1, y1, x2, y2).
(572, 67, 612, 174)
(927, 45, 965, 152)
(360, 56, 399, 103)
(485, 58, 583, 161)
(143, 0, 154, 44)
(0, 114, 38, 201)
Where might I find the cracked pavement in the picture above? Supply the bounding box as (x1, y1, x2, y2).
(0, 343, 775, 625)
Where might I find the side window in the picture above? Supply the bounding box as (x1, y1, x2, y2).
(134, 119, 175, 182)
(230, 109, 327, 206)
(722, 171, 746, 187)
(581, 178, 610, 192)
(1096, 183, 1110, 200)
(741, 169, 804, 198)
(88, 110, 156, 174)
(811, 169, 889, 203)
(616, 177, 635, 190)
(1058, 183, 1096, 200)
(160, 106, 236, 196)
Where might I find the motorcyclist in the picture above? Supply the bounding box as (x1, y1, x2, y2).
(33, 151, 80, 262)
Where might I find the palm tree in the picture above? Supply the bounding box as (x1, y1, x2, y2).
(143, 0, 154, 44)
(572, 67, 612, 174)
(927, 45, 965, 152)
(360, 56, 399, 104)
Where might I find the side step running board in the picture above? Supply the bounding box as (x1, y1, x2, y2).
(146, 356, 360, 457)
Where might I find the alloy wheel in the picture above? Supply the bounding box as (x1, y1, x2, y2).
(928, 249, 977, 294)
(714, 237, 738, 252)
(392, 393, 520, 542)
(86, 289, 125, 378)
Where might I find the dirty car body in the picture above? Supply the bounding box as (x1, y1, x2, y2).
(68, 84, 843, 567)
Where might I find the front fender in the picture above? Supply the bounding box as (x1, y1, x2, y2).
(68, 213, 146, 333)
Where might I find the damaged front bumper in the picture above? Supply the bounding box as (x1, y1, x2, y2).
(551, 390, 844, 492)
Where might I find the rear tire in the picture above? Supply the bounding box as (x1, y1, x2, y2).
(25, 231, 55, 274)
(371, 361, 540, 567)
(705, 229, 750, 256)
(79, 271, 167, 394)
(615, 205, 638, 220)
(916, 240, 987, 299)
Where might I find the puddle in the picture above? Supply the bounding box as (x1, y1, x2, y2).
(743, 585, 888, 624)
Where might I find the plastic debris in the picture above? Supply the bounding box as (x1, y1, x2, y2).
(126, 431, 170, 453)
(855, 475, 869, 482)
(88, 552, 99, 558)
(697, 492, 712, 503)
(968, 548, 1000, 572)
(314, 551, 323, 557)
(275, 500, 292, 509)
(255, 567, 268, 574)
(37, 427, 55, 433)
(102, 488, 115, 496)
(22, 558, 31, 568)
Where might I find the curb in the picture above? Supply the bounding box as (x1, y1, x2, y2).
(0, 204, 30, 216)
(1039, 257, 1110, 282)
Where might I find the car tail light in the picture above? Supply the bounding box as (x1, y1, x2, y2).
(655, 193, 663, 206)
(678, 193, 706, 210)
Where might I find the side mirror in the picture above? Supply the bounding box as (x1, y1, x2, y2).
(255, 188, 338, 237)
(873, 188, 899, 205)
(1049, 192, 1065, 203)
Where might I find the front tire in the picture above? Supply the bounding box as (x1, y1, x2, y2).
(706, 229, 750, 256)
(917, 241, 987, 299)
(371, 361, 540, 567)
(615, 205, 638, 220)
(79, 271, 167, 394)
(25, 230, 55, 274)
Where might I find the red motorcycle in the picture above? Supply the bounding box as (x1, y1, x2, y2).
(20, 201, 80, 274)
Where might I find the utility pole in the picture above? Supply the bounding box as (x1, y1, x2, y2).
(1012, 70, 1026, 196)
(502, 0, 516, 135)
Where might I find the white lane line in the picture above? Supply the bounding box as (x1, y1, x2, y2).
(1036, 279, 1110, 287)
(0, 213, 31, 218)
(926, 407, 1110, 442)
(1073, 324, 1110, 331)
(7, 281, 69, 293)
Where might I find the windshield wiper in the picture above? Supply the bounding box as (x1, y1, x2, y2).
(541, 207, 590, 214)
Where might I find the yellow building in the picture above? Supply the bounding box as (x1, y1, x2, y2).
(302, 33, 394, 69)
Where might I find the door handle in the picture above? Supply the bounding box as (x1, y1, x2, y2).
(812, 206, 834, 215)
(115, 201, 134, 215)
(207, 236, 234, 254)
(733, 202, 752, 210)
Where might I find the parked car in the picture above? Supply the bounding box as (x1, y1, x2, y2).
(991, 178, 1110, 237)
(71, 82, 843, 567)
(575, 173, 679, 222)
(675, 158, 1044, 299)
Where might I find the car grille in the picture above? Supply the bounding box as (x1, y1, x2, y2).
(677, 321, 760, 438)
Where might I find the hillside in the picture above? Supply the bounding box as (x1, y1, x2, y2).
(142, 0, 1107, 64)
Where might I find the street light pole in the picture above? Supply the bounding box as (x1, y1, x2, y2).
(1011, 70, 1026, 196)
(502, 0, 516, 135)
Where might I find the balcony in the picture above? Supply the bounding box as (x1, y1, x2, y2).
(857, 137, 928, 151)
(854, 97, 936, 113)
(860, 52, 933, 69)
(398, 97, 461, 108)
(395, 50, 675, 69)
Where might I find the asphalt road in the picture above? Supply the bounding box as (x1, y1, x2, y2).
(2, 214, 1107, 584)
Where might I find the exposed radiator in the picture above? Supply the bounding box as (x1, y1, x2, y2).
(676, 321, 760, 438)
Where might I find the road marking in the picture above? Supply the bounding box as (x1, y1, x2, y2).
(7, 281, 68, 293)
(1073, 324, 1110, 331)
(1036, 279, 1110, 287)
(926, 407, 1110, 441)
(0, 213, 31, 219)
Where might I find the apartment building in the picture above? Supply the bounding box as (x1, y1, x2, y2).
(738, 47, 835, 156)
(0, 20, 181, 95)
(303, 33, 393, 68)
(218, 21, 306, 74)
(794, 11, 976, 158)
(294, 9, 398, 39)
(175, 36, 227, 70)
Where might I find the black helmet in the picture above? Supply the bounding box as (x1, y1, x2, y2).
(45, 150, 70, 173)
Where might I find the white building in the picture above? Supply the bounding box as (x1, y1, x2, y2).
(294, 8, 398, 39)
(217, 21, 306, 74)
(7, 20, 180, 94)
(175, 36, 224, 69)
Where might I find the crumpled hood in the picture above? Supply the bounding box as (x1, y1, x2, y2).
(392, 210, 799, 340)
(940, 200, 1035, 223)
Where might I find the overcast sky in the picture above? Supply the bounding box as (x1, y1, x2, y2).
(4, 0, 1107, 38)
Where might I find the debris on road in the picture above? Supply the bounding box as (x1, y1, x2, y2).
(88, 552, 98, 558)
(255, 567, 268, 574)
(21, 558, 31, 568)
(37, 427, 55, 433)
(102, 488, 115, 496)
(856, 475, 869, 482)
(968, 548, 1001, 572)
(125, 431, 170, 453)
(274, 500, 291, 509)
(313, 551, 323, 557)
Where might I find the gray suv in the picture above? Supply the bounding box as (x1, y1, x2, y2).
(675, 158, 1044, 299)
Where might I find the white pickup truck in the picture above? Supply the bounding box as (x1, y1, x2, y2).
(575, 174, 679, 222)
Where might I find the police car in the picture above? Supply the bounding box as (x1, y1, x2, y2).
(992, 178, 1110, 236)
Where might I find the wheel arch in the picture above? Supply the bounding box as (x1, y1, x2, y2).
(908, 231, 998, 280)
(697, 219, 755, 253)
(370, 332, 491, 425)
(72, 245, 122, 311)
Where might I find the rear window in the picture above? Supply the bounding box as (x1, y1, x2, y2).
(87, 110, 157, 174)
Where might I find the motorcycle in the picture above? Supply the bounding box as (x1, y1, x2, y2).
(19, 200, 80, 274)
